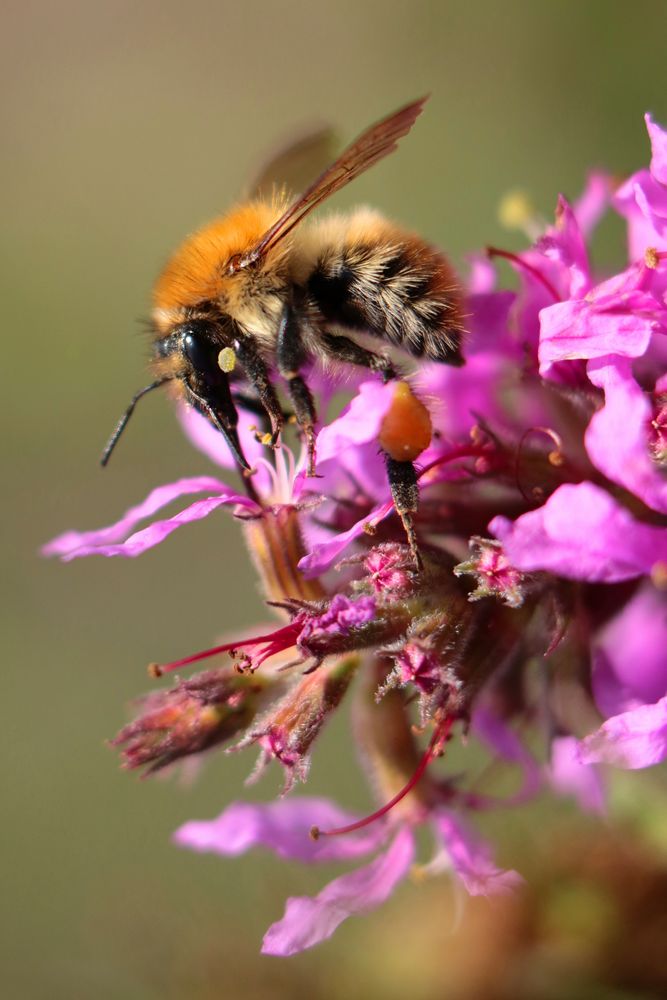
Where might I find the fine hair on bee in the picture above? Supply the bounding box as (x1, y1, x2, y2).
(101, 96, 466, 567)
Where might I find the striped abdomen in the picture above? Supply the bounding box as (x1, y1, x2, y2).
(301, 210, 464, 364)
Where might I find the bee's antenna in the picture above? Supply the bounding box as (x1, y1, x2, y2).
(100, 377, 173, 467)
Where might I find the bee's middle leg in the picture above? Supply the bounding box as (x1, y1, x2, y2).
(234, 335, 284, 447)
(276, 302, 318, 475)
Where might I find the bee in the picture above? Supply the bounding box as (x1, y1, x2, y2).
(101, 97, 465, 563)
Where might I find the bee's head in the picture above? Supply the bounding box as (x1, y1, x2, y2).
(101, 314, 248, 470)
(154, 317, 238, 387)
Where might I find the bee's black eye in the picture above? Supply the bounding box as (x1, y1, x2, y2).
(181, 324, 223, 383)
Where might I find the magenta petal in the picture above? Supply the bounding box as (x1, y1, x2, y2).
(586, 357, 667, 514)
(433, 811, 523, 896)
(42, 476, 235, 558)
(646, 113, 667, 187)
(592, 583, 667, 716)
(472, 707, 542, 804)
(490, 482, 667, 582)
(633, 175, 667, 240)
(574, 172, 612, 238)
(55, 488, 257, 560)
(579, 695, 667, 769)
(539, 299, 657, 375)
(261, 827, 415, 956)
(540, 194, 590, 297)
(298, 500, 394, 577)
(173, 798, 387, 863)
(614, 175, 667, 260)
(549, 736, 606, 815)
(315, 381, 395, 466)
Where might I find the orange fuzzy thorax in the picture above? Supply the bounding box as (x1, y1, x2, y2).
(379, 382, 432, 462)
(152, 200, 289, 314)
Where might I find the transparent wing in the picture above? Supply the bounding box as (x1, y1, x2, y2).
(246, 124, 338, 202)
(234, 96, 428, 270)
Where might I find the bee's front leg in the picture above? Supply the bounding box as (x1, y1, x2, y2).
(276, 300, 318, 475)
(185, 377, 250, 474)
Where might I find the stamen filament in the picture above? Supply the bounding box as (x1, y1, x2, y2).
(150, 622, 302, 677)
(418, 444, 492, 481)
(311, 716, 454, 839)
(486, 245, 561, 302)
(515, 425, 566, 504)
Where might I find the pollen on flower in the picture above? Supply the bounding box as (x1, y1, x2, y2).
(645, 246, 660, 269)
(651, 561, 667, 589)
(497, 188, 542, 238)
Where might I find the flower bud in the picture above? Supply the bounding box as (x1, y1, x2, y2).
(111, 669, 266, 775)
(454, 536, 527, 608)
(341, 543, 416, 596)
(236, 656, 359, 792)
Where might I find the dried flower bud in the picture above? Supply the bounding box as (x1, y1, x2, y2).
(237, 656, 359, 792)
(112, 669, 266, 775)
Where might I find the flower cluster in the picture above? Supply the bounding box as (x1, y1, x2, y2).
(45, 113, 667, 955)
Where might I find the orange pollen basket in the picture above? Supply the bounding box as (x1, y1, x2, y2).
(378, 382, 433, 462)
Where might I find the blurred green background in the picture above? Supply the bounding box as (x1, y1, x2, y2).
(4, 1, 667, 997)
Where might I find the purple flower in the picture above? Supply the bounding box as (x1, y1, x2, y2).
(471, 706, 542, 807)
(577, 584, 667, 770)
(579, 698, 667, 770)
(548, 736, 606, 815)
(614, 114, 667, 259)
(46, 111, 667, 955)
(41, 476, 258, 560)
(538, 258, 667, 379)
(298, 594, 376, 641)
(174, 795, 521, 956)
(585, 356, 667, 514)
(490, 482, 667, 583)
(592, 583, 667, 717)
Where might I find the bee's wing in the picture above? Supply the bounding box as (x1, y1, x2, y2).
(237, 96, 428, 269)
(246, 124, 338, 202)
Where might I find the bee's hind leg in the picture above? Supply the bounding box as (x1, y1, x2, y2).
(319, 331, 396, 382)
(385, 456, 423, 571)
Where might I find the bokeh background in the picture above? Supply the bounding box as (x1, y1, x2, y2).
(4, 1, 667, 997)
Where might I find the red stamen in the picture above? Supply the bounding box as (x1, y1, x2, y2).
(486, 245, 561, 302)
(418, 444, 493, 481)
(515, 425, 565, 505)
(311, 716, 454, 839)
(150, 622, 302, 677)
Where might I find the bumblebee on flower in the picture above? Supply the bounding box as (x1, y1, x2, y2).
(45, 111, 667, 955)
